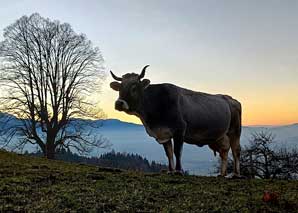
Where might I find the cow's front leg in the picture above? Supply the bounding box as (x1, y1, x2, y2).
(162, 140, 175, 173)
(173, 132, 184, 173)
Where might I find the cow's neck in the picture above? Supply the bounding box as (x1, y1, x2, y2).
(136, 95, 150, 125)
(125, 94, 147, 123)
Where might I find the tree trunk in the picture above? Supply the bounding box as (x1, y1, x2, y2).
(45, 139, 56, 159)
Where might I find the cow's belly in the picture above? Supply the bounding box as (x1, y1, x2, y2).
(144, 125, 227, 145)
(184, 127, 228, 146)
(145, 126, 173, 144)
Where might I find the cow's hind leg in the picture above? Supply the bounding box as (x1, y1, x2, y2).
(162, 140, 175, 173)
(229, 135, 241, 178)
(218, 135, 230, 177)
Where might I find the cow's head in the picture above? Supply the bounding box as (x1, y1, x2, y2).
(110, 65, 151, 112)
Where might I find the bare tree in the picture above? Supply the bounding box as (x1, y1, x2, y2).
(246, 131, 278, 179)
(245, 132, 298, 179)
(0, 13, 109, 159)
(274, 147, 298, 180)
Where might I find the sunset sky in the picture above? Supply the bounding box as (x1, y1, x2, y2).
(0, 0, 297, 126)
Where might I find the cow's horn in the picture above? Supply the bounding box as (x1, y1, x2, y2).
(139, 65, 150, 80)
(110, 70, 122, 81)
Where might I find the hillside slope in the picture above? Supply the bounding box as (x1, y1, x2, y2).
(0, 150, 297, 212)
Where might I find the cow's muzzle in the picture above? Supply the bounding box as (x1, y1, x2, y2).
(115, 99, 129, 111)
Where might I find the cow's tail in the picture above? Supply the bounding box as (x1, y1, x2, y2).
(222, 95, 242, 137)
(232, 99, 242, 137)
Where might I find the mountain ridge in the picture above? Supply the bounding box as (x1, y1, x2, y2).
(2, 111, 298, 128)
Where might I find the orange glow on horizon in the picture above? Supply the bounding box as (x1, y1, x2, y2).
(105, 107, 298, 127)
(102, 88, 298, 127)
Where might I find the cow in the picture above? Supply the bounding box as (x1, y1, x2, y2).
(110, 65, 242, 178)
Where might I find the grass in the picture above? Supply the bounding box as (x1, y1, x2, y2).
(0, 150, 298, 212)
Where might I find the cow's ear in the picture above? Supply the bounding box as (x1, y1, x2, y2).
(110, 81, 121, 91)
(141, 79, 150, 89)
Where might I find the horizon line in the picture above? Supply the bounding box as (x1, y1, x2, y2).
(106, 117, 298, 127)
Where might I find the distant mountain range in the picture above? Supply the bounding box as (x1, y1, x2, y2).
(1, 113, 297, 175)
(99, 119, 298, 149)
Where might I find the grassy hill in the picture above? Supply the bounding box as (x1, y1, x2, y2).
(0, 150, 297, 212)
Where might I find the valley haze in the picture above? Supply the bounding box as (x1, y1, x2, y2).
(2, 114, 297, 175)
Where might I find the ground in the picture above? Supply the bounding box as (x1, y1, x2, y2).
(0, 150, 297, 212)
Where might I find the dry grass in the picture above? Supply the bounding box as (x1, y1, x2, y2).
(0, 150, 297, 212)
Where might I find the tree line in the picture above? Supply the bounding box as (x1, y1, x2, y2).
(26, 148, 167, 173)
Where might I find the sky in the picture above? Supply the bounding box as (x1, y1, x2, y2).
(0, 0, 297, 126)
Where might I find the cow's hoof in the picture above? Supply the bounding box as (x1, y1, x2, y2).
(217, 174, 227, 178)
(231, 175, 246, 179)
(174, 170, 184, 176)
(161, 169, 168, 174)
(167, 171, 175, 175)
